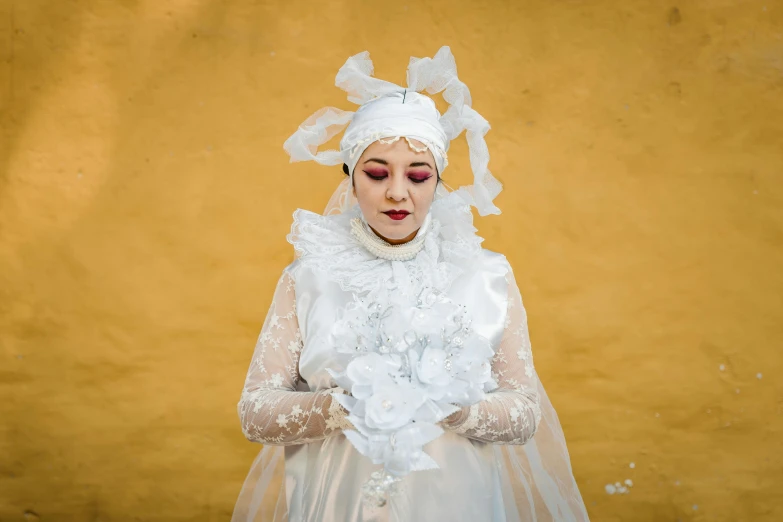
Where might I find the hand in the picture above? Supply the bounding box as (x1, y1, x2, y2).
(441, 405, 470, 429)
(326, 387, 357, 432)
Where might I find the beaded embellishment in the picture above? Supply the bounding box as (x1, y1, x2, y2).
(349, 215, 429, 261)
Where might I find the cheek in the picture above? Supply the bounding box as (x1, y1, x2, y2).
(354, 179, 384, 209)
(411, 183, 436, 212)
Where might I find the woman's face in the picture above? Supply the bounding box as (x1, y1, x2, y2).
(352, 138, 438, 245)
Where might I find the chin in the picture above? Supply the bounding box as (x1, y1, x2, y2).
(378, 228, 410, 241)
(373, 223, 415, 242)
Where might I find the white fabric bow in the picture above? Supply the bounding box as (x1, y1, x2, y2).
(283, 46, 502, 216)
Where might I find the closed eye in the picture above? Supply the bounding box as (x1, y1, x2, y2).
(408, 172, 433, 184)
(363, 169, 388, 181)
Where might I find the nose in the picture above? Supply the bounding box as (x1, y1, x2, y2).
(386, 172, 408, 202)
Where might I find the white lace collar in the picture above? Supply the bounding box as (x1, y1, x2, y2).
(287, 191, 484, 296)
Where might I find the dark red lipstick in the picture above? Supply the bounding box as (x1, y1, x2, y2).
(384, 210, 410, 221)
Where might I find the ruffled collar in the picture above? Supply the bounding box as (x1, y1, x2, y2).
(286, 191, 484, 296)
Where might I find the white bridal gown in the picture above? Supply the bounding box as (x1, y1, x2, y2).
(231, 190, 590, 522)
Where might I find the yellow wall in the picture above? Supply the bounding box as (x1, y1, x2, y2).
(1, 1, 781, 520)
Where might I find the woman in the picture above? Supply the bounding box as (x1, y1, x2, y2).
(232, 47, 590, 522)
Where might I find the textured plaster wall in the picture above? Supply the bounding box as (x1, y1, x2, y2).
(1, 1, 782, 521)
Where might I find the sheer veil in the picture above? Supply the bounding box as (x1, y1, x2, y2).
(323, 177, 358, 216)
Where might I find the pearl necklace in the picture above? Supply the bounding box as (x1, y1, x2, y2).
(350, 214, 430, 262)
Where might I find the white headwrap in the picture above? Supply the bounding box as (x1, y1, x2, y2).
(283, 46, 502, 216)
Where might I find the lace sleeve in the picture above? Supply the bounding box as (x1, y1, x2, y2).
(442, 267, 543, 444)
(237, 270, 353, 446)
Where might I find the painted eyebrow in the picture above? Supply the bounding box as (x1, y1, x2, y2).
(363, 158, 433, 169)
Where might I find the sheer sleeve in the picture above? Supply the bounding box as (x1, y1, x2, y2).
(442, 267, 543, 444)
(237, 269, 354, 446)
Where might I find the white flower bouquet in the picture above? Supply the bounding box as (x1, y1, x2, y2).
(328, 285, 497, 506)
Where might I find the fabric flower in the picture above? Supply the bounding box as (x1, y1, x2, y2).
(364, 381, 426, 431)
(417, 347, 452, 387)
(345, 353, 401, 400)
